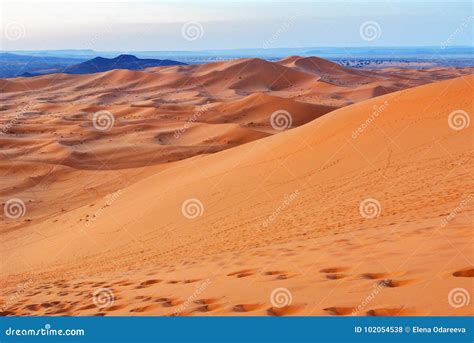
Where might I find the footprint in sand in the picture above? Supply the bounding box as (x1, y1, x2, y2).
(227, 269, 257, 278)
(232, 303, 262, 312)
(266, 305, 302, 316)
(367, 308, 427, 316)
(130, 304, 161, 313)
(323, 307, 356, 316)
(320, 267, 350, 274)
(378, 279, 418, 287)
(136, 279, 161, 288)
(263, 270, 294, 280)
(453, 267, 474, 277)
(193, 298, 220, 312)
(360, 272, 391, 280)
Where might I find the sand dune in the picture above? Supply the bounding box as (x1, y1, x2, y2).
(1, 64, 472, 317)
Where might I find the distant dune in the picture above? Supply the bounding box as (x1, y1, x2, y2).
(0, 56, 472, 316)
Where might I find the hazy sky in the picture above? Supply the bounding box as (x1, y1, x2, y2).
(1, 0, 472, 51)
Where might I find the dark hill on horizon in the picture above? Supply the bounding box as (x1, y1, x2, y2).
(64, 54, 186, 74)
(0, 53, 186, 78)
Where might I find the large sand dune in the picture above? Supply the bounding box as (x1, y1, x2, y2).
(0, 58, 473, 316)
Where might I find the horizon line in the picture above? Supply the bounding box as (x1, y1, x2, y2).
(2, 45, 473, 53)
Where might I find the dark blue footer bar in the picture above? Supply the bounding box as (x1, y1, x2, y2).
(1, 316, 473, 343)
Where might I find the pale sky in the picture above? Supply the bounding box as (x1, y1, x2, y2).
(1, 0, 472, 51)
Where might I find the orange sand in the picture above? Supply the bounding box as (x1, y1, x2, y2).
(0, 58, 473, 316)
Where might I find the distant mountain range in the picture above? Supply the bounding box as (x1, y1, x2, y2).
(0, 53, 186, 78)
(63, 54, 186, 74)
